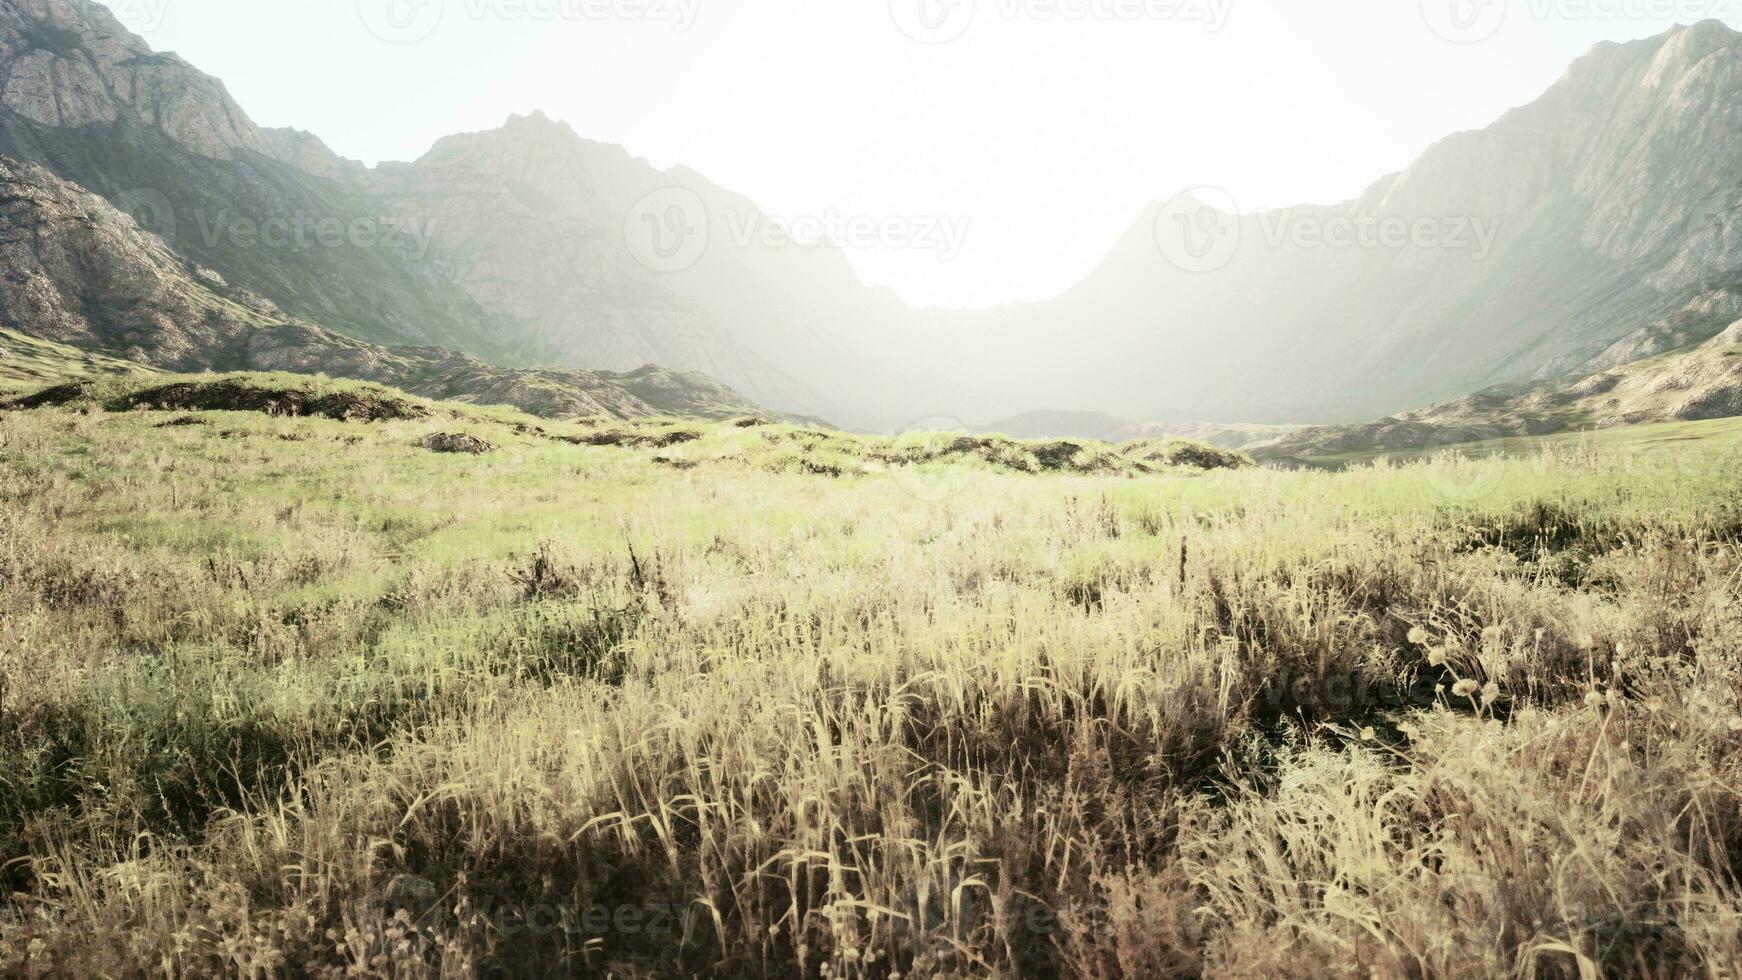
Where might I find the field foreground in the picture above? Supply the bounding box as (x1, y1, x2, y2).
(2, 378, 1741, 978)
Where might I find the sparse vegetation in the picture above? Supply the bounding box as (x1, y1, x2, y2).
(2, 382, 1741, 978)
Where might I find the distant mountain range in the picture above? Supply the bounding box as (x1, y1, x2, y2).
(0, 155, 768, 420)
(3, 0, 1742, 437)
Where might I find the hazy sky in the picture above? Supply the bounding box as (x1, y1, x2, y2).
(99, 0, 1738, 308)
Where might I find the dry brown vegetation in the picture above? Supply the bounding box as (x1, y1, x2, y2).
(0, 389, 1740, 978)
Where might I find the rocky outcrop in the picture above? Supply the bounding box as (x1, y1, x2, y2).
(0, 155, 275, 364)
(1247, 326, 1742, 461)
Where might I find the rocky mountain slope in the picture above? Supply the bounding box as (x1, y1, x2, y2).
(7, 0, 1742, 435)
(1246, 321, 1742, 462)
(0, 0, 522, 359)
(0, 0, 912, 421)
(0, 155, 767, 420)
(363, 111, 963, 422)
(917, 22, 1742, 427)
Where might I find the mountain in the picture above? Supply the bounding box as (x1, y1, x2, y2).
(0, 0, 933, 424)
(362, 111, 969, 423)
(1246, 321, 1742, 463)
(0, 154, 768, 420)
(361, 112, 823, 414)
(7, 0, 1742, 436)
(0, 0, 518, 358)
(910, 22, 1742, 426)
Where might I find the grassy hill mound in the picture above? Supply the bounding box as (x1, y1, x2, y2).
(1, 373, 1251, 481)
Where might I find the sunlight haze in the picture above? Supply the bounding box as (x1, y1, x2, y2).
(99, 0, 1741, 308)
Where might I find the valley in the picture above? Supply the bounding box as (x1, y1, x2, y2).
(3, 1, 1742, 977)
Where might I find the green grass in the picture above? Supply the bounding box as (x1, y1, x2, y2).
(1, 387, 1740, 978)
(0, 327, 161, 392)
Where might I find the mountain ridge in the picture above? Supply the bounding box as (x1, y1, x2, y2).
(6, 0, 1742, 435)
(0, 153, 776, 421)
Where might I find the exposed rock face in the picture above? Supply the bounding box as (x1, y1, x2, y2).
(0, 155, 274, 365)
(419, 432, 496, 455)
(0, 0, 266, 158)
(0, 0, 518, 361)
(0, 154, 770, 421)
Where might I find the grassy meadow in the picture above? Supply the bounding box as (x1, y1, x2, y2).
(2, 375, 1741, 978)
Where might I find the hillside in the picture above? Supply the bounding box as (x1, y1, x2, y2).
(0, 325, 159, 386)
(1249, 322, 1742, 464)
(0, 155, 769, 421)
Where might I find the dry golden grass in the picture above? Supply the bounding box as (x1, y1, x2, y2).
(1, 398, 1739, 978)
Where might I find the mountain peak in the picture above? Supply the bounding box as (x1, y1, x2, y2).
(504, 109, 574, 133)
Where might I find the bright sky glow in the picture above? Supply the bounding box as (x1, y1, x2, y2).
(99, 0, 1742, 308)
